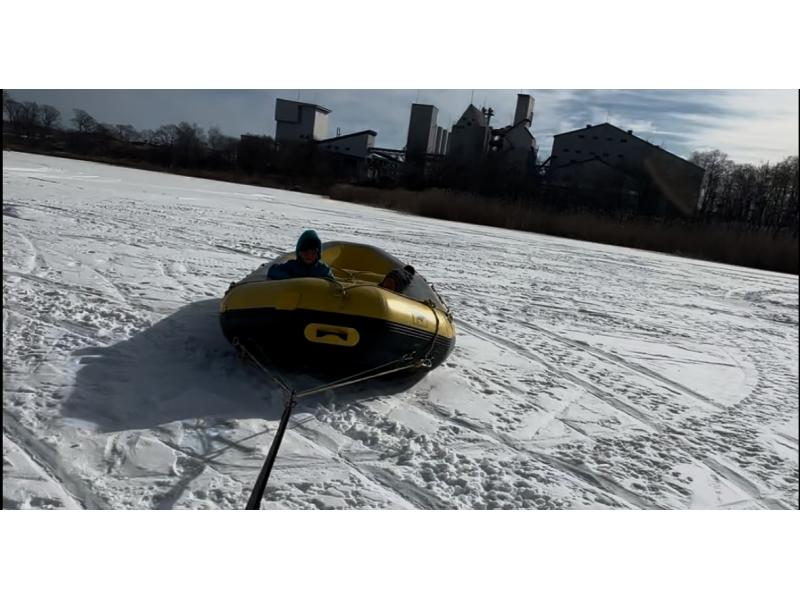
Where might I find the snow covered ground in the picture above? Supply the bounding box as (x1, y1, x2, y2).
(3, 151, 798, 509)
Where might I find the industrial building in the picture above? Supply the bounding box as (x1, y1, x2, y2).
(434, 126, 449, 155)
(404, 104, 449, 158)
(269, 96, 703, 214)
(487, 94, 538, 174)
(317, 130, 377, 159)
(274, 99, 331, 144)
(272, 98, 382, 182)
(271, 94, 540, 186)
(317, 129, 378, 181)
(547, 123, 704, 215)
(402, 103, 449, 181)
(367, 149, 404, 185)
(545, 156, 641, 210)
(447, 104, 490, 165)
(446, 94, 537, 176)
(405, 104, 440, 160)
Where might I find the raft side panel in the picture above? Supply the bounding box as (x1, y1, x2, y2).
(220, 307, 454, 376)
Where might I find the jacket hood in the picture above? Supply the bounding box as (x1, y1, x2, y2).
(295, 230, 322, 261)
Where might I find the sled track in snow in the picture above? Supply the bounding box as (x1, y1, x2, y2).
(235, 356, 451, 509)
(451, 318, 795, 509)
(411, 398, 656, 509)
(4, 230, 45, 277)
(3, 270, 129, 308)
(75, 257, 131, 306)
(4, 305, 98, 343)
(775, 432, 798, 448)
(3, 411, 110, 509)
(103, 431, 241, 510)
(153, 406, 446, 509)
(702, 456, 790, 510)
(454, 318, 663, 433)
(514, 319, 728, 411)
(288, 416, 450, 509)
(214, 244, 263, 258)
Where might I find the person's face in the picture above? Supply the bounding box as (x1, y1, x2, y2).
(299, 248, 317, 265)
(381, 277, 396, 291)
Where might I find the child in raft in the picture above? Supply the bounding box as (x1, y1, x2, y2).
(267, 230, 415, 294)
(267, 230, 333, 280)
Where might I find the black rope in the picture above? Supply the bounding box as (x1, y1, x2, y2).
(422, 300, 441, 362)
(295, 359, 423, 398)
(238, 344, 422, 510)
(236, 301, 445, 510)
(245, 392, 297, 510)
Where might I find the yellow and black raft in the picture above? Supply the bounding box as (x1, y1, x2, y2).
(220, 241, 456, 379)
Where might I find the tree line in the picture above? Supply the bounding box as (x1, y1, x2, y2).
(689, 149, 798, 232)
(2, 91, 269, 175)
(3, 91, 797, 234)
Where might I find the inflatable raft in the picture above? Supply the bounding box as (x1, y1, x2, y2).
(220, 241, 455, 378)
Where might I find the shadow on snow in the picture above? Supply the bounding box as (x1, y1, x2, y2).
(62, 299, 425, 434)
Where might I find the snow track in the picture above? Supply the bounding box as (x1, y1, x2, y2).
(3, 411, 109, 509)
(3, 151, 798, 509)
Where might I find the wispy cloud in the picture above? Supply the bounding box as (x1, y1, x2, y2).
(669, 91, 799, 163)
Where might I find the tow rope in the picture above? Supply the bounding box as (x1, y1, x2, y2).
(234, 329, 437, 510)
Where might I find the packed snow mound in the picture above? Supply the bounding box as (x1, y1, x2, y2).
(3, 151, 798, 509)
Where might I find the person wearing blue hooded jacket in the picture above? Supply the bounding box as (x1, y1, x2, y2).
(267, 230, 334, 280)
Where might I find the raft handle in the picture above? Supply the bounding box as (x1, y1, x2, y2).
(304, 323, 360, 347)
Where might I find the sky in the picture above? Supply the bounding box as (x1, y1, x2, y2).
(7, 89, 798, 164)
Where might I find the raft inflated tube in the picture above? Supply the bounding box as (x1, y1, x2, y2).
(220, 241, 455, 377)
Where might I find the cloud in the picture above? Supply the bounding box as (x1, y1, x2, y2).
(525, 89, 798, 162)
(670, 90, 799, 163)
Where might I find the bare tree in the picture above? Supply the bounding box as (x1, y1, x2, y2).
(150, 124, 179, 146)
(94, 123, 117, 138)
(769, 156, 799, 230)
(114, 124, 140, 143)
(690, 149, 733, 218)
(689, 149, 799, 233)
(72, 108, 98, 133)
(173, 122, 207, 167)
(207, 126, 232, 151)
(5, 99, 26, 132)
(207, 126, 238, 165)
(138, 129, 156, 144)
(40, 104, 61, 132)
(19, 102, 41, 136)
(3, 90, 12, 121)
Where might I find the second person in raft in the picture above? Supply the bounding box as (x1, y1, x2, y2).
(379, 264, 416, 293)
(267, 230, 334, 280)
